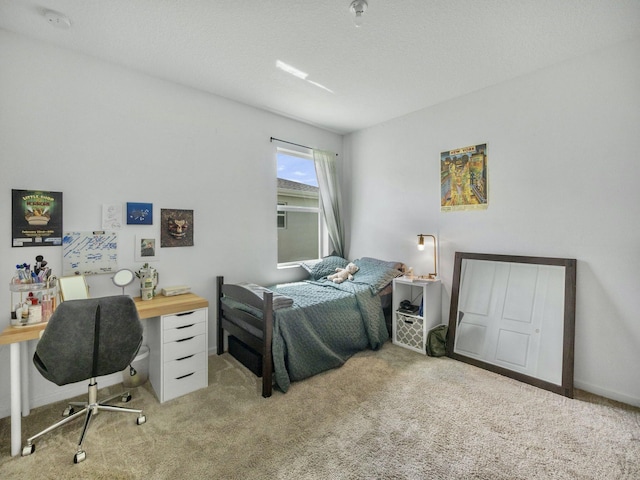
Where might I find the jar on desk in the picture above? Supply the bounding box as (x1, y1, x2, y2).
(10, 279, 57, 327)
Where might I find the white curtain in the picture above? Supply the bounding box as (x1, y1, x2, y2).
(313, 149, 345, 258)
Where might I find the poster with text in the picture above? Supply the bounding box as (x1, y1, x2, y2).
(12, 189, 63, 247)
(440, 144, 488, 212)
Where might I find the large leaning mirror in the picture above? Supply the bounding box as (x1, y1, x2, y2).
(447, 252, 576, 397)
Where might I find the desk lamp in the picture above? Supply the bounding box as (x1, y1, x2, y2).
(417, 234, 438, 279)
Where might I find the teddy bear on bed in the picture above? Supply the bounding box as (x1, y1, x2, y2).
(327, 262, 359, 284)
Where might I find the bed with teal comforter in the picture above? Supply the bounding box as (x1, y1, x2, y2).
(217, 257, 403, 396)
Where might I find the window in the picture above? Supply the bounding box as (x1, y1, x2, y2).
(277, 202, 287, 229)
(276, 148, 326, 265)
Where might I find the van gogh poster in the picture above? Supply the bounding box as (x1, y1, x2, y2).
(440, 144, 488, 212)
(12, 189, 63, 247)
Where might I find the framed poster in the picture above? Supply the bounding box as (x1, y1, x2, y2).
(161, 209, 193, 247)
(12, 189, 63, 247)
(440, 144, 488, 212)
(135, 235, 158, 261)
(126, 202, 153, 225)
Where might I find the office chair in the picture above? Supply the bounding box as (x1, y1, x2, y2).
(21, 295, 147, 463)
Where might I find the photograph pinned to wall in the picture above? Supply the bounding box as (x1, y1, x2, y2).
(12, 189, 63, 247)
(126, 202, 153, 225)
(102, 203, 123, 229)
(160, 209, 193, 247)
(440, 143, 488, 212)
(135, 235, 158, 261)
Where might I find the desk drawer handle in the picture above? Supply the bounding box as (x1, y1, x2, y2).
(176, 324, 195, 329)
(177, 354, 195, 361)
(177, 311, 195, 316)
(176, 336, 194, 343)
(176, 372, 194, 380)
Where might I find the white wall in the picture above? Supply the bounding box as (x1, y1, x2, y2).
(2, 29, 638, 416)
(344, 38, 640, 406)
(0, 30, 342, 416)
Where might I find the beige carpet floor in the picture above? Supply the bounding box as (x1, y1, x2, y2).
(0, 342, 638, 479)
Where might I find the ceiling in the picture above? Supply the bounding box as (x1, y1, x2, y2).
(1, 0, 639, 134)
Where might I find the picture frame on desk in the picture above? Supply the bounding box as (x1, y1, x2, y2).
(135, 235, 158, 261)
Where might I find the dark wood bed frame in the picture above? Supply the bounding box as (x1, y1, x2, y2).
(216, 276, 274, 398)
(216, 274, 396, 398)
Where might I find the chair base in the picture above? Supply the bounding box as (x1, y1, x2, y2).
(22, 378, 146, 463)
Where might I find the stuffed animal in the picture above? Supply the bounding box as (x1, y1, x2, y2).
(327, 262, 359, 284)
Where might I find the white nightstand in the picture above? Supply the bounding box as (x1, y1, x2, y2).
(392, 277, 442, 354)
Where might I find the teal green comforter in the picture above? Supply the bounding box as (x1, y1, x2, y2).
(269, 280, 388, 392)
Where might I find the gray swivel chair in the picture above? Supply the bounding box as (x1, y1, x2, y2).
(21, 295, 147, 463)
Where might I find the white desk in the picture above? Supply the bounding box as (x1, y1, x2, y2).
(0, 293, 208, 457)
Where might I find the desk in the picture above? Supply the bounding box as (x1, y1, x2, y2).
(0, 293, 208, 457)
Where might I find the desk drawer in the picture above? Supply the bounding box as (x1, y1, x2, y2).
(164, 334, 206, 362)
(163, 368, 207, 402)
(164, 309, 206, 330)
(164, 321, 205, 343)
(164, 351, 206, 379)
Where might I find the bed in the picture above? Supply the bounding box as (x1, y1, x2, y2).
(216, 256, 405, 397)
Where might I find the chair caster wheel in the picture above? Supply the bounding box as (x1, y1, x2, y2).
(74, 450, 86, 463)
(122, 393, 132, 403)
(136, 414, 146, 425)
(63, 406, 75, 417)
(22, 444, 35, 456)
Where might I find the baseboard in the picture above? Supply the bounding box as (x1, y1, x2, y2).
(574, 379, 640, 407)
(0, 372, 124, 420)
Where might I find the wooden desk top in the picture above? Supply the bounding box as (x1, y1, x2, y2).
(0, 293, 209, 345)
(132, 293, 208, 319)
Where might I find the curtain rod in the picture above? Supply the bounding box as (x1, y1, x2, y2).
(270, 137, 338, 156)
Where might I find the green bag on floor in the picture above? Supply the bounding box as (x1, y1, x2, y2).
(426, 324, 448, 357)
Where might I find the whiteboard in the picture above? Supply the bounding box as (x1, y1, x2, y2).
(62, 231, 118, 276)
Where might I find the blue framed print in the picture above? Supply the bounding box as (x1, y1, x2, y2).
(126, 202, 153, 225)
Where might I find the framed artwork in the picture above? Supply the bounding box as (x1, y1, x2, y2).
(160, 209, 193, 247)
(135, 235, 158, 261)
(126, 202, 153, 225)
(440, 143, 488, 212)
(12, 189, 63, 247)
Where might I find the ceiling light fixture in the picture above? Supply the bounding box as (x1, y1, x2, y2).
(349, 0, 368, 28)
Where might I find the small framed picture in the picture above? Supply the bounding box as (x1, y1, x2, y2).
(161, 208, 194, 247)
(135, 235, 158, 261)
(126, 202, 153, 225)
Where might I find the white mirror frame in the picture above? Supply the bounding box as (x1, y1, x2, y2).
(112, 268, 135, 294)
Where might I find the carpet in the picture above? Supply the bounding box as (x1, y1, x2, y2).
(0, 342, 638, 479)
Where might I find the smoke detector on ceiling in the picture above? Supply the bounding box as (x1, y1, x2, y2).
(43, 10, 71, 29)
